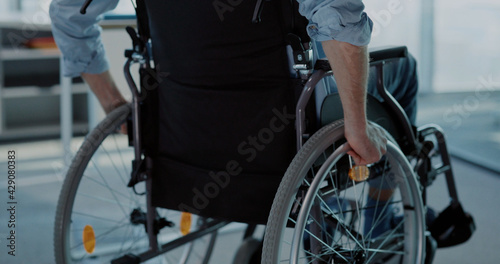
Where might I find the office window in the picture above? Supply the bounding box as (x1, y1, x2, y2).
(434, 0, 500, 92)
(366, 0, 500, 93)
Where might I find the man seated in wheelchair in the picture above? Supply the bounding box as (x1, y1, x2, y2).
(50, 0, 474, 263)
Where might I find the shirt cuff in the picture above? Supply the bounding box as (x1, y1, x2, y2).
(61, 44, 110, 77)
(307, 12, 373, 46)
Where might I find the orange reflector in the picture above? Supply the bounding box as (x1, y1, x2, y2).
(180, 212, 192, 235)
(82, 225, 96, 254)
(348, 165, 370, 182)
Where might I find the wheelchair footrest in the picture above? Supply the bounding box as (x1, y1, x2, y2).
(428, 202, 476, 248)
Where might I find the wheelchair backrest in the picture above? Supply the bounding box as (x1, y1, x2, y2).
(136, 0, 315, 223)
(141, 0, 309, 86)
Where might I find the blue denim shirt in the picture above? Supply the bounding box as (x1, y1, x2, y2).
(50, 0, 372, 77)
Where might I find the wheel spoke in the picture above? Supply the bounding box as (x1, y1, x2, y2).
(54, 105, 218, 264)
(263, 121, 425, 264)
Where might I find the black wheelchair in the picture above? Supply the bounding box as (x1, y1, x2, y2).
(53, 1, 475, 263)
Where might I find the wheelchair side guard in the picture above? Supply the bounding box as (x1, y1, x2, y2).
(428, 202, 476, 248)
(320, 93, 405, 146)
(297, 46, 412, 150)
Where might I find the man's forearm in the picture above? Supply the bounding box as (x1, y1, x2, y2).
(321, 39, 386, 165)
(81, 71, 127, 114)
(321, 39, 369, 130)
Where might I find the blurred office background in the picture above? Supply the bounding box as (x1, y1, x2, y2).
(2, 0, 499, 92)
(0, 0, 499, 263)
(0, 0, 498, 139)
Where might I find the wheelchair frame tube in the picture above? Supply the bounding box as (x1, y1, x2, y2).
(417, 124, 460, 205)
(295, 69, 331, 150)
(136, 220, 228, 262)
(374, 62, 417, 153)
(124, 57, 143, 163)
(124, 57, 160, 252)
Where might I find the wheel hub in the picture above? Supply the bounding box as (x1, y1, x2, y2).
(328, 246, 366, 264)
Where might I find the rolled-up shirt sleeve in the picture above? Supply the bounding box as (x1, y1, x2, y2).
(296, 0, 373, 46)
(49, 0, 119, 77)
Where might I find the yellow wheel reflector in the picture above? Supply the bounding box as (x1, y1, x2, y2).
(348, 165, 370, 182)
(180, 212, 192, 235)
(82, 225, 96, 254)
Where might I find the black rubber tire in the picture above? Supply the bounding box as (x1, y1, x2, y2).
(54, 104, 217, 264)
(54, 104, 132, 264)
(262, 120, 425, 264)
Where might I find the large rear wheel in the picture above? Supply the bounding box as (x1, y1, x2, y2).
(54, 104, 217, 264)
(263, 120, 425, 264)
